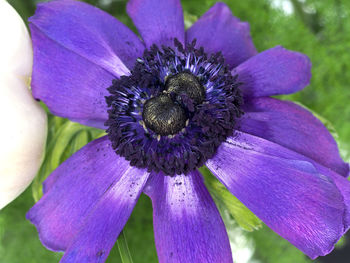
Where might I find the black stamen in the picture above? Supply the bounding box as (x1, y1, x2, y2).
(165, 71, 205, 105)
(142, 94, 187, 136)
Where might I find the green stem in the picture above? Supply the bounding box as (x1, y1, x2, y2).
(290, 0, 321, 33)
(117, 230, 133, 263)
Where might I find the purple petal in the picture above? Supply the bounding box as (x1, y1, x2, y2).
(233, 46, 311, 97)
(328, 174, 350, 229)
(207, 133, 347, 259)
(30, 26, 111, 129)
(144, 171, 232, 263)
(27, 136, 148, 252)
(30, 0, 145, 129)
(220, 131, 350, 230)
(186, 2, 257, 69)
(60, 165, 149, 262)
(127, 0, 185, 48)
(239, 97, 349, 177)
(30, 0, 144, 73)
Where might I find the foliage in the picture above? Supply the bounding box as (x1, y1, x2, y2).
(32, 114, 104, 201)
(1, 0, 350, 262)
(200, 167, 263, 232)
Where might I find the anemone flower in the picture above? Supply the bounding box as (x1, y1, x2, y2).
(0, 0, 47, 210)
(27, 0, 350, 262)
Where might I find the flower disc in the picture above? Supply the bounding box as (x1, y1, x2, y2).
(106, 40, 243, 175)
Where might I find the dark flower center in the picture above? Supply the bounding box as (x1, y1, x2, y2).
(105, 39, 243, 175)
(142, 94, 187, 136)
(165, 71, 206, 105)
(142, 72, 205, 136)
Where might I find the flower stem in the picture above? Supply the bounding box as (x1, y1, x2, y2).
(117, 230, 133, 263)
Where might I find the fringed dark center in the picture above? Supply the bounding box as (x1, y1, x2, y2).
(105, 39, 243, 175)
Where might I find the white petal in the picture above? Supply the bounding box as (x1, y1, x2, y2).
(0, 1, 47, 209)
(0, 0, 33, 77)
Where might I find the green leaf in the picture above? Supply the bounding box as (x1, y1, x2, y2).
(27, 114, 150, 263)
(183, 11, 198, 29)
(32, 115, 105, 201)
(117, 230, 134, 263)
(199, 167, 262, 232)
(247, 225, 312, 263)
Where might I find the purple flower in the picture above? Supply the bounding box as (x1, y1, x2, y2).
(27, 0, 350, 262)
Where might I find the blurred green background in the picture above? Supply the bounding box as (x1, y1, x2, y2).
(1, 0, 350, 262)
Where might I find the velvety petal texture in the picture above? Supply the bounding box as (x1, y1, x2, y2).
(30, 27, 112, 129)
(186, 2, 257, 69)
(328, 174, 350, 229)
(60, 165, 149, 262)
(29, 0, 145, 128)
(144, 171, 232, 263)
(233, 46, 311, 97)
(127, 0, 185, 47)
(30, 0, 143, 73)
(27, 1, 349, 262)
(207, 132, 348, 259)
(239, 97, 349, 177)
(217, 131, 350, 230)
(27, 136, 149, 253)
